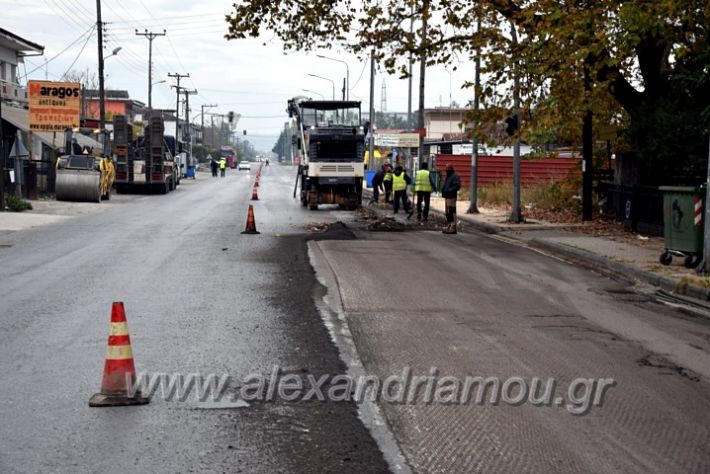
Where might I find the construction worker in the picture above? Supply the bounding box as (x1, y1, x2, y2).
(219, 157, 227, 177)
(392, 165, 412, 216)
(209, 154, 218, 177)
(414, 162, 436, 221)
(441, 163, 461, 234)
(369, 165, 385, 204)
(382, 162, 393, 204)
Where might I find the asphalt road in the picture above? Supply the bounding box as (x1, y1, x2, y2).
(3, 164, 710, 473)
(0, 165, 389, 474)
(311, 217, 710, 473)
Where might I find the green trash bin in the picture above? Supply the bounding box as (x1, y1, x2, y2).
(658, 185, 705, 268)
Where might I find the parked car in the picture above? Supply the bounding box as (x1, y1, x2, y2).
(238, 161, 251, 171)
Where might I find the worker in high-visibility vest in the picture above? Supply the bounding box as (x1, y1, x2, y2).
(391, 165, 412, 217)
(219, 158, 227, 177)
(382, 163, 394, 204)
(414, 162, 437, 221)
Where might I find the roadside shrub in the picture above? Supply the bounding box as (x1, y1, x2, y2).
(477, 182, 514, 206)
(476, 177, 580, 211)
(5, 195, 33, 212)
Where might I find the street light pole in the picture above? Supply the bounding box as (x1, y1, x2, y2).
(301, 89, 324, 99)
(308, 73, 335, 100)
(368, 51, 375, 172)
(417, 0, 429, 168)
(316, 55, 349, 100)
(467, 18, 482, 214)
(509, 21, 522, 223)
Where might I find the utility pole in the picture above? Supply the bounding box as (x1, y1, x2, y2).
(467, 18, 482, 214)
(168, 73, 189, 145)
(368, 51, 375, 172)
(96, 0, 107, 154)
(417, 0, 429, 168)
(201, 104, 217, 148)
(182, 89, 197, 159)
(135, 29, 166, 113)
(509, 22, 522, 223)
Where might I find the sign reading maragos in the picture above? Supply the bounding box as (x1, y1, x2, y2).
(28, 80, 81, 132)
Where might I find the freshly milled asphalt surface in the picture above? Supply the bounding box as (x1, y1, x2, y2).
(311, 224, 710, 473)
(0, 165, 389, 473)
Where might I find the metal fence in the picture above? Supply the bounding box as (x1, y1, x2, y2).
(600, 183, 664, 236)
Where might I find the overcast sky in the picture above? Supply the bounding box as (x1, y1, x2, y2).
(5, 0, 477, 152)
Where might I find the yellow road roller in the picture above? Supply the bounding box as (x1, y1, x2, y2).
(55, 155, 115, 203)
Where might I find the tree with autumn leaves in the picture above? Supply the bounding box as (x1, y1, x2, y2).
(226, 0, 709, 184)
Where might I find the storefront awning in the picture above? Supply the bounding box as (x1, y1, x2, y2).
(1, 104, 102, 152)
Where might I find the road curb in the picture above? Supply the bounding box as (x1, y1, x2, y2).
(529, 238, 710, 301)
(362, 188, 710, 300)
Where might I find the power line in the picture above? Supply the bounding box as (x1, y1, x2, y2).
(62, 0, 95, 19)
(43, 0, 89, 31)
(61, 27, 96, 79)
(19, 25, 96, 79)
(105, 12, 223, 23)
(350, 58, 369, 90)
(134, 0, 204, 100)
(200, 88, 293, 96)
(25, 59, 62, 80)
(106, 20, 225, 31)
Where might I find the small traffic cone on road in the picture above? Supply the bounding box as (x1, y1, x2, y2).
(89, 302, 150, 407)
(251, 186, 259, 201)
(254, 176, 259, 187)
(241, 205, 260, 234)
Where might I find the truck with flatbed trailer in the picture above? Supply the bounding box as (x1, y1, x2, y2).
(113, 115, 179, 194)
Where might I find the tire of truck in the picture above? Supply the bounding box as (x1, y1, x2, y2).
(156, 181, 169, 194)
(309, 191, 318, 210)
(346, 193, 359, 210)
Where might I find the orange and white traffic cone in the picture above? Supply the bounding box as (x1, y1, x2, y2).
(241, 205, 260, 234)
(89, 302, 150, 407)
(251, 186, 259, 201)
(254, 176, 259, 187)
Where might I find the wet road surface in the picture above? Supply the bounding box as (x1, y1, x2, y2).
(3, 164, 710, 473)
(0, 166, 389, 473)
(310, 223, 710, 473)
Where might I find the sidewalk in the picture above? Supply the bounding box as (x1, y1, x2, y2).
(365, 189, 710, 301)
(0, 193, 140, 232)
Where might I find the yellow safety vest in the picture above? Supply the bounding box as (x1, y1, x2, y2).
(219, 160, 226, 169)
(392, 173, 407, 192)
(414, 170, 432, 192)
(383, 172, 393, 182)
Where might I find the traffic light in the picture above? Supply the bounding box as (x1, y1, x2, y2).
(505, 114, 519, 136)
(228, 111, 235, 123)
(243, 130, 247, 135)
